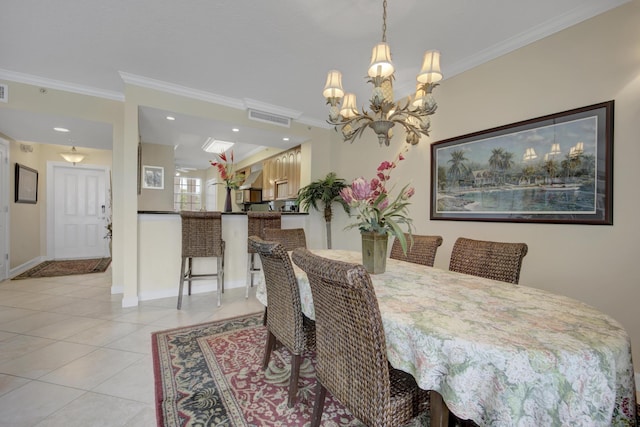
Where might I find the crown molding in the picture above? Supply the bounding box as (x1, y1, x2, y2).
(119, 71, 245, 110)
(445, 0, 630, 78)
(0, 69, 124, 101)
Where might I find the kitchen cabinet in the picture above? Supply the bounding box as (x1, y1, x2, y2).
(260, 146, 301, 201)
(262, 158, 274, 201)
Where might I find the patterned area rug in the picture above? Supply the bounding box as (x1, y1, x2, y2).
(12, 258, 111, 279)
(152, 313, 430, 427)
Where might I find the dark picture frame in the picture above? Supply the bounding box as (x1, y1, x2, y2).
(15, 163, 39, 204)
(430, 101, 614, 225)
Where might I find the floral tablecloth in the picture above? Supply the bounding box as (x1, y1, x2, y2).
(256, 250, 637, 426)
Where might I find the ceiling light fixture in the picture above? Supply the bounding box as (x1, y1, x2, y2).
(54, 127, 70, 133)
(60, 146, 86, 165)
(323, 0, 443, 146)
(202, 138, 234, 154)
(166, 116, 175, 121)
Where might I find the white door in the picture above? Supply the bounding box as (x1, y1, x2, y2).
(0, 139, 8, 280)
(51, 164, 109, 259)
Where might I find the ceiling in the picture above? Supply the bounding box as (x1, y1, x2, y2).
(0, 0, 629, 169)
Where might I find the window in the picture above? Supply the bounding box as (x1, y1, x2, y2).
(174, 177, 202, 211)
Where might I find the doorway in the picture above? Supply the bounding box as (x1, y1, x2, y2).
(47, 162, 111, 259)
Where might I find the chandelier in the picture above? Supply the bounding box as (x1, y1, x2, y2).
(322, 0, 443, 146)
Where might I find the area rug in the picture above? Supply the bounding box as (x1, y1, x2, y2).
(12, 257, 111, 280)
(152, 313, 430, 427)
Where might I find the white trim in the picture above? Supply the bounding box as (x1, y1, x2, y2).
(0, 69, 124, 101)
(119, 71, 244, 110)
(395, 0, 631, 100)
(9, 255, 48, 278)
(135, 280, 245, 302)
(121, 296, 139, 308)
(0, 138, 8, 281)
(139, 282, 216, 301)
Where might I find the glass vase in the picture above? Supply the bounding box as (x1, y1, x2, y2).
(361, 231, 388, 274)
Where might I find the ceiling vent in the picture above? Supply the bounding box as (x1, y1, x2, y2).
(248, 109, 291, 128)
(0, 84, 7, 103)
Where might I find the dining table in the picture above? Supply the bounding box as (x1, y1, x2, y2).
(255, 249, 637, 426)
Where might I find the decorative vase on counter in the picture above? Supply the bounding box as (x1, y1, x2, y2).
(361, 231, 388, 274)
(224, 187, 232, 213)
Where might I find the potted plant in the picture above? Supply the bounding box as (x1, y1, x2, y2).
(339, 150, 414, 273)
(296, 172, 350, 249)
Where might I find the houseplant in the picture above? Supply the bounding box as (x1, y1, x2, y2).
(296, 172, 350, 249)
(210, 151, 245, 212)
(340, 151, 414, 273)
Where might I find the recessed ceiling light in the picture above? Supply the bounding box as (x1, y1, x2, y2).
(283, 137, 290, 141)
(232, 128, 239, 132)
(202, 138, 234, 154)
(54, 127, 70, 132)
(166, 116, 175, 121)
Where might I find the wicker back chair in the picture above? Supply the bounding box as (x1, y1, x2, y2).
(449, 237, 528, 284)
(263, 228, 307, 251)
(246, 212, 281, 298)
(177, 211, 225, 309)
(249, 236, 315, 407)
(390, 233, 443, 267)
(291, 248, 429, 427)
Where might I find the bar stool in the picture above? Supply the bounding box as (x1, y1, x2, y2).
(246, 211, 281, 298)
(177, 211, 225, 309)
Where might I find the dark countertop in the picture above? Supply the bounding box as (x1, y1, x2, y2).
(138, 211, 308, 215)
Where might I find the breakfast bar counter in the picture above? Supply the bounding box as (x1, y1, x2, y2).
(136, 211, 308, 301)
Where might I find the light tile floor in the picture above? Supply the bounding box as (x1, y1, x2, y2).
(0, 268, 263, 426)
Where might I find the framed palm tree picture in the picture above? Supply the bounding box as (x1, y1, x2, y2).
(430, 101, 613, 225)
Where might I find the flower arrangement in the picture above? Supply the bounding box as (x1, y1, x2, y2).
(340, 150, 415, 254)
(210, 151, 245, 189)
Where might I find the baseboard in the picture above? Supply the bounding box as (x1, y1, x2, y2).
(121, 296, 139, 308)
(9, 256, 48, 278)
(136, 279, 246, 302)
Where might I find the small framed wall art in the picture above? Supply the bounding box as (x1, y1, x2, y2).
(15, 163, 38, 204)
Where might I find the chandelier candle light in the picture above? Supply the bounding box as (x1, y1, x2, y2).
(323, 0, 443, 147)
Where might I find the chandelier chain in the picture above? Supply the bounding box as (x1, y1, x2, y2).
(382, 0, 387, 42)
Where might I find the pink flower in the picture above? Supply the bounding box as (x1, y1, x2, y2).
(377, 161, 393, 172)
(340, 187, 354, 204)
(398, 153, 405, 161)
(351, 177, 372, 201)
(378, 197, 389, 210)
(370, 178, 380, 190)
(403, 187, 415, 199)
